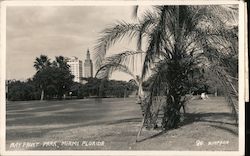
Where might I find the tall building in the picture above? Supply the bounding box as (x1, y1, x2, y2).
(67, 56, 83, 83)
(84, 49, 93, 78)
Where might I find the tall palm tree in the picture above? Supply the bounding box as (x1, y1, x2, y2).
(34, 55, 51, 71)
(52, 56, 73, 99)
(34, 55, 51, 100)
(53, 56, 70, 70)
(95, 5, 238, 134)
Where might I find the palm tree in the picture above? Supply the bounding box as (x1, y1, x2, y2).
(52, 56, 70, 70)
(94, 5, 238, 135)
(34, 55, 51, 71)
(52, 56, 73, 99)
(34, 55, 51, 100)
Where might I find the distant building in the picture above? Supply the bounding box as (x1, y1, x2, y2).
(67, 56, 83, 83)
(84, 49, 93, 78)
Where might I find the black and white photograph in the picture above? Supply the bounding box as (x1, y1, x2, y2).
(0, 1, 246, 156)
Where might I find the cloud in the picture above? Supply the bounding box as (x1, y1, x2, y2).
(6, 6, 135, 80)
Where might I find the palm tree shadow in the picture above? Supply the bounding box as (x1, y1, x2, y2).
(179, 112, 238, 136)
(136, 112, 238, 143)
(136, 130, 166, 143)
(107, 117, 142, 125)
(180, 112, 238, 126)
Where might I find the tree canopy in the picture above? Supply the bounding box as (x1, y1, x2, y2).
(33, 55, 74, 100)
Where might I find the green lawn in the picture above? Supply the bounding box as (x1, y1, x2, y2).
(6, 97, 238, 150)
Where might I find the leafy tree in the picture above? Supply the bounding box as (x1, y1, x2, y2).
(70, 82, 82, 98)
(7, 76, 137, 101)
(7, 79, 40, 101)
(78, 77, 137, 98)
(33, 56, 74, 100)
(52, 56, 74, 99)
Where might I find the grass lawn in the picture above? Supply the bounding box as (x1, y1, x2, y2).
(6, 96, 238, 150)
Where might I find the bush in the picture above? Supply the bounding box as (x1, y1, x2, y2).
(7, 80, 40, 101)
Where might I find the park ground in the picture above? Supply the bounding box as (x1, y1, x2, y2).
(6, 96, 238, 151)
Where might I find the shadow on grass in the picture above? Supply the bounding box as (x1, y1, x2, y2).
(6, 117, 142, 141)
(178, 112, 238, 137)
(136, 112, 238, 143)
(6, 98, 142, 142)
(209, 124, 238, 135)
(180, 112, 238, 127)
(107, 118, 142, 125)
(6, 99, 238, 144)
(136, 130, 166, 143)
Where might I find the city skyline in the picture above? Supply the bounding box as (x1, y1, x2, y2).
(67, 49, 94, 83)
(6, 6, 142, 81)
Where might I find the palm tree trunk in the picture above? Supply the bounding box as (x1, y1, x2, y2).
(161, 6, 182, 130)
(40, 89, 44, 101)
(137, 81, 145, 116)
(138, 82, 144, 99)
(135, 116, 145, 142)
(215, 87, 218, 96)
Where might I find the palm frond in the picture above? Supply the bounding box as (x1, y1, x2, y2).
(207, 5, 238, 25)
(207, 64, 238, 123)
(132, 5, 139, 19)
(137, 10, 158, 51)
(95, 50, 145, 79)
(141, 6, 174, 80)
(95, 63, 135, 80)
(33, 55, 51, 71)
(94, 21, 141, 68)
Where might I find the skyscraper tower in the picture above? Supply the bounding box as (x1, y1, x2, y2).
(67, 56, 83, 83)
(84, 49, 93, 78)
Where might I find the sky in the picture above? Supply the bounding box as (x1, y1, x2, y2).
(5, 4, 238, 82)
(6, 5, 141, 81)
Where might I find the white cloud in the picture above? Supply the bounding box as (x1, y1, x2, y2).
(6, 6, 136, 81)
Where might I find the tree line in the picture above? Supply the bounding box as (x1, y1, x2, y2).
(6, 55, 138, 101)
(71, 78, 138, 98)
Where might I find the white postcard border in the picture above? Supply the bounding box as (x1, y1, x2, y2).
(0, 1, 246, 156)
